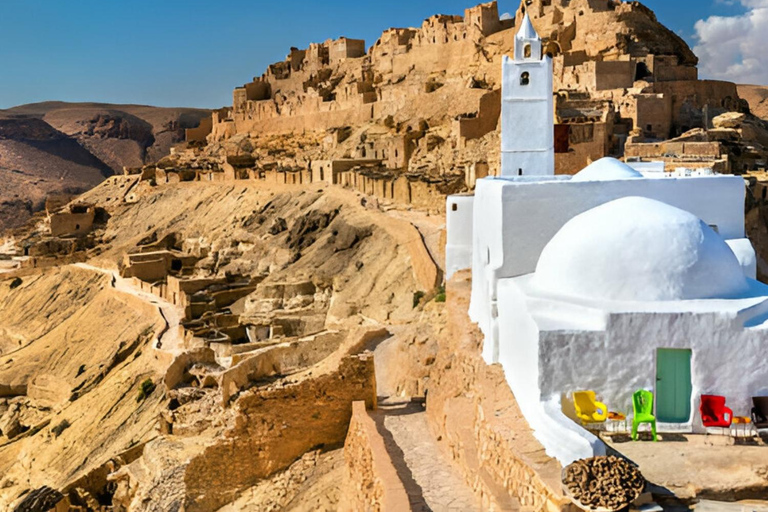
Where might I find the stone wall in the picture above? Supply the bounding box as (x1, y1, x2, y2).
(218, 330, 345, 406)
(426, 271, 576, 511)
(555, 122, 609, 175)
(181, 353, 377, 511)
(49, 206, 95, 237)
(339, 401, 412, 512)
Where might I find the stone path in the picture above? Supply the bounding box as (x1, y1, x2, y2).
(73, 263, 185, 356)
(372, 399, 482, 512)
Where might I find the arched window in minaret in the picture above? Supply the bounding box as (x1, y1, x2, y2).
(524, 44, 532, 58)
(520, 72, 530, 86)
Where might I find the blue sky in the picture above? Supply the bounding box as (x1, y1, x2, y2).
(0, 0, 757, 109)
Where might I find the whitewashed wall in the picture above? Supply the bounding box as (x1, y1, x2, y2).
(445, 195, 475, 281)
(536, 305, 768, 434)
(497, 275, 768, 461)
(500, 55, 554, 177)
(497, 278, 606, 465)
(469, 175, 748, 342)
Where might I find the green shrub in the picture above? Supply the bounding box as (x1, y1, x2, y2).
(413, 291, 425, 308)
(137, 378, 156, 403)
(434, 285, 446, 303)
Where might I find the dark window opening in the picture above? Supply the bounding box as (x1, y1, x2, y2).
(524, 44, 532, 59)
(635, 62, 651, 81)
(452, 203, 458, 212)
(171, 259, 183, 272)
(75, 224, 80, 230)
(646, 124, 652, 132)
(520, 72, 530, 86)
(518, 168, 523, 176)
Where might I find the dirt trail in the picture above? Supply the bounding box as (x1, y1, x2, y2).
(73, 262, 185, 356)
(371, 399, 482, 512)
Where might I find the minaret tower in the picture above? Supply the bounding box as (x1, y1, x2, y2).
(500, 11, 554, 176)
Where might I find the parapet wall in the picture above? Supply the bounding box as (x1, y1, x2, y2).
(339, 401, 412, 512)
(426, 271, 574, 511)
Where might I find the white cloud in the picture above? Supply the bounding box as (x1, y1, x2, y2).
(500, 12, 513, 21)
(694, 0, 768, 85)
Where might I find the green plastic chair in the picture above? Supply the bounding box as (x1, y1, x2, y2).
(632, 390, 658, 442)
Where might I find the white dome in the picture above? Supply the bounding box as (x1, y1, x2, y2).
(571, 158, 643, 182)
(533, 197, 749, 302)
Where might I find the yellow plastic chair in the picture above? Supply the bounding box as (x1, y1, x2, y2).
(573, 391, 608, 425)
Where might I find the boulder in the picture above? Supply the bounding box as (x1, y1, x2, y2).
(713, 112, 747, 129)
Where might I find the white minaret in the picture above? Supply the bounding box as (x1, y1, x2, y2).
(500, 12, 554, 177)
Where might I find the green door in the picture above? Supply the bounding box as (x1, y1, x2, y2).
(656, 349, 692, 423)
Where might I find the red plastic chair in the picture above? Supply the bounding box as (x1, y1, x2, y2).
(700, 395, 733, 428)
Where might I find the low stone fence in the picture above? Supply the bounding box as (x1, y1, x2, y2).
(340, 401, 411, 512)
(217, 330, 344, 406)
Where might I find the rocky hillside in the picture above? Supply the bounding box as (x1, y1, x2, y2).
(0, 103, 209, 232)
(738, 85, 768, 121)
(0, 175, 443, 510)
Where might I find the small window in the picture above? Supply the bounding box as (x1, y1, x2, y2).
(75, 224, 80, 230)
(524, 44, 532, 59)
(708, 224, 720, 234)
(520, 72, 530, 86)
(452, 203, 458, 212)
(646, 124, 652, 132)
(518, 168, 523, 176)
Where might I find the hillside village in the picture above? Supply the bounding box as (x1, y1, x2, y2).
(3, 1, 768, 512)
(172, 0, 768, 196)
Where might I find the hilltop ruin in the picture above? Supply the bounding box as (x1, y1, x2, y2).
(161, 0, 766, 209)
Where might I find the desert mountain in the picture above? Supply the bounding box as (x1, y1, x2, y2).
(0, 102, 209, 232)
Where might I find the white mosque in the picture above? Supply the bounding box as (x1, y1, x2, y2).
(446, 13, 768, 465)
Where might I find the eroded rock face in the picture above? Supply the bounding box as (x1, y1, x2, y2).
(11, 486, 64, 512)
(0, 405, 22, 440)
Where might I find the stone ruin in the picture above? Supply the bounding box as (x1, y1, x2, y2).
(162, 0, 768, 203)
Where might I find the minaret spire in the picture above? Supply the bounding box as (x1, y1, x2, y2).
(514, 11, 542, 61)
